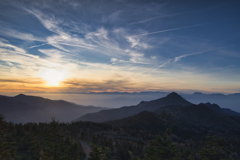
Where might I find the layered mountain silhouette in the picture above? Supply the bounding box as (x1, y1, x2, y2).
(181, 92, 240, 112)
(0, 94, 104, 123)
(75, 92, 240, 123)
(74, 92, 192, 122)
(1, 92, 239, 124)
(204, 102, 240, 117)
(105, 103, 240, 137)
(104, 96, 240, 137)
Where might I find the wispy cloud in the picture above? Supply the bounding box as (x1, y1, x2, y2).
(133, 23, 205, 37)
(0, 28, 45, 42)
(24, 8, 157, 65)
(150, 45, 239, 74)
(63, 78, 134, 92)
(0, 38, 70, 83)
(174, 45, 238, 62)
(126, 36, 150, 49)
(0, 78, 43, 84)
(108, 10, 121, 23)
(0, 39, 62, 69)
(28, 43, 46, 49)
(150, 59, 172, 73)
(128, 13, 181, 26)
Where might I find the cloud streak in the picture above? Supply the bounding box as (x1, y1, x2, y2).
(151, 45, 239, 73)
(0, 78, 43, 84)
(133, 23, 205, 37)
(174, 45, 239, 62)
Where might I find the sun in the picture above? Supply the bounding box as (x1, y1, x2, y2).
(40, 69, 66, 86)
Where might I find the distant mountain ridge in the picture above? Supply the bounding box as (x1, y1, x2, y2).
(75, 92, 240, 123)
(74, 92, 192, 122)
(1, 92, 239, 123)
(0, 94, 104, 123)
(204, 102, 240, 117)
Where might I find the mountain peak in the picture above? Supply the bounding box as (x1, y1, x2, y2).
(15, 93, 26, 98)
(160, 92, 192, 106)
(165, 92, 181, 99)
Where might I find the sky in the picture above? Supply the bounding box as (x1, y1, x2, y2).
(0, 0, 239, 94)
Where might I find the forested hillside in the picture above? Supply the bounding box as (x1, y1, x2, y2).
(1, 113, 240, 160)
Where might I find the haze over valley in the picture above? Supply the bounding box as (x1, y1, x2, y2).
(1, 92, 240, 123)
(3, 91, 240, 111)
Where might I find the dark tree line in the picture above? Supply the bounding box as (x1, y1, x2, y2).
(0, 115, 85, 160)
(1, 114, 240, 160)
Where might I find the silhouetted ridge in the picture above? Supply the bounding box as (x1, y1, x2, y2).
(166, 92, 178, 97)
(139, 101, 147, 104)
(14, 93, 26, 98)
(204, 102, 240, 117)
(0, 94, 104, 123)
(75, 92, 192, 122)
(205, 102, 221, 110)
(164, 92, 185, 101)
(153, 92, 192, 106)
(105, 103, 240, 137)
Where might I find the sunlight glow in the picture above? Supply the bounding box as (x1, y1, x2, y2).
(40, 69, 66, 86)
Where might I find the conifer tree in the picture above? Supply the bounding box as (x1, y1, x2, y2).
(63, 139, 86, 160)
(145, 135, 178, 160)
(89, 146, 101, 160)
(0, 114, 16, 159)
(44, 118, 66, 159)
(198, 135, 230, 160)
(28, 128, 46, 160)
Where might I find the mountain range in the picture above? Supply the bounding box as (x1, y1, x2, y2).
(101, 93, 240, 138)
(0, 92, 239, 124)
(0, 94, 104, 123)
(105, 103, 240, 138)
(74, 92, 240, 122)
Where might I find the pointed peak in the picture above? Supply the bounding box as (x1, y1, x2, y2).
(165, 92, 181, 98)
(15, 93, 26, 97)
(198, 103, 206, 106)
(159, 92, 192, 105)
(204, 102, 221, 110)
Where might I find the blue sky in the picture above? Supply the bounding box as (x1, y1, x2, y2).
(0, 0, 239, 93)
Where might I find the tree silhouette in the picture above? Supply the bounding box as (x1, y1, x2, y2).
(0, 114, 16, 159)
(145, 135, 178, 160)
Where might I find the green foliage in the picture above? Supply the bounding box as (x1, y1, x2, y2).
(44, 118, 65, 159)
(145, 135, 179, 160)
(89, 146, 101, 160)
(1, 114, 240, 160)
(198, 135, 231, 160)
(88, 146, 114, 160)
(64, 140, 86, 160)
(0, 114, 16, 159)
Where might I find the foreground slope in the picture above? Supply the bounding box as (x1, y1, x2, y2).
(74, 92, 192, 122)
(0, 94, 104, 123)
